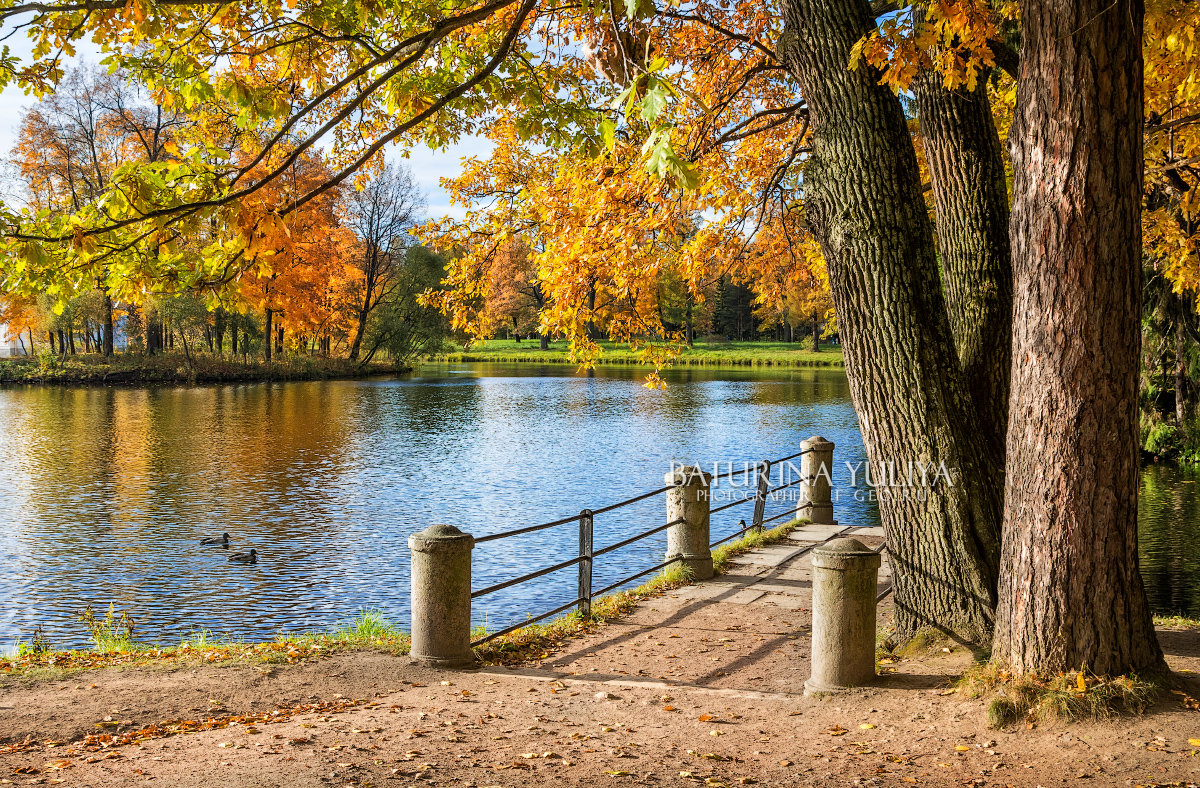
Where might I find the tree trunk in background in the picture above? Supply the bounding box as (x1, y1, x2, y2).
(994, 0, 1164, 675)
(348, 306, 369, 362)
(811, 319, 820, 351)
(1177, 294, 1189, 424)
(102, 291, 114, 357)
(146, 312, 161, 356)
(780, 0, 1001, 647)
(913, 69, 1012, 463)
(276, 325, 284, 357)
(685, 297, 695, 345)
(214, 310, 226, 357)
(540, 333, 549, 350)
(263, 309, 273, 362)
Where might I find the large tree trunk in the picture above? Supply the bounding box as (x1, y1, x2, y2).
(994, 0, 1164, 675)
(913, 69, 1012, 461)
(780, 0, 1001, 647)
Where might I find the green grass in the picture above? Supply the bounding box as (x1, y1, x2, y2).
(78, 603, 137, 653)
(0, 352, 408, 386)
(1153, 613, 1200, 628)
(428, 339, 844, 369)
(330, 608, 406, 645)
(712, 519, 806, 573)
(958, 663, 1163, 728)
(3, 609, 410, 679)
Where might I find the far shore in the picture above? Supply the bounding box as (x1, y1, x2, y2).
(0, 353, 410, 386)
(430, 338, 846, 368)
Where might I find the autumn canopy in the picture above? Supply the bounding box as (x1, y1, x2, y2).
(0, 0, 1194, 677)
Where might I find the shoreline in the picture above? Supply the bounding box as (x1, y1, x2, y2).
(0, 355, 411, 387)
(429, 339, 847, 369)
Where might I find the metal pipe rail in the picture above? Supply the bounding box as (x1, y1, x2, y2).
(593, 518, 685, 559)
(474, 512, 582, 544)
(707, 459, 810, 546)
(709, 447, 811, 482)
(471, 596, 583, 647)
(471, 554, 585, 600)
(469, 447, 818, 648)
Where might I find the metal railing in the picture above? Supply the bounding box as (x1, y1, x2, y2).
(469, 448, 814, 647)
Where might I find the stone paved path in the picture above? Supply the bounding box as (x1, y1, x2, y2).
(483, 523, 890, 696)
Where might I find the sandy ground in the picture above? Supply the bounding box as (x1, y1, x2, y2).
(2, 524, 1199, 787)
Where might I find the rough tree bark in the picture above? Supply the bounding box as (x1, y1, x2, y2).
(779, 0, 1001, 647)
(994, 0, 1165, 675)
(913, 69, 1012, 461)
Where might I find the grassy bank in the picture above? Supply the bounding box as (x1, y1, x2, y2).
(0, 353, 408, 386)
(2, 522, 804, 679)
(431, 339, 844, 368)
(1, 609, 410, 681)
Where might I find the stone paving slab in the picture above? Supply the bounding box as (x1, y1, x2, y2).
(724, 589, 766, 605)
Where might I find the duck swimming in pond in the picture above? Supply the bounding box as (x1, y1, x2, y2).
(228, 549, 257, 564)
(200, 532, 230, 546)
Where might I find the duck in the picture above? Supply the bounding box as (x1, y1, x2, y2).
(200, 532, 230, 546)
(228, 549, 257, 564)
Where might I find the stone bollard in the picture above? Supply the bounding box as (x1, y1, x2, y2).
(408, 524, 475, 668)
(665, 465, 714, 581)
(797, 435, 836, 524)
(804, 537, 881, 694)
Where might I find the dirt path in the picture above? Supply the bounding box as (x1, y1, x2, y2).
(2, 524, 1200, 787)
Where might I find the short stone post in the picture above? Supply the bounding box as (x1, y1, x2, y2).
(665, 465, 714, 581)
(797, 435, 836, 524)
(408, 524, 475, 668)
(804, 537, 881, 694)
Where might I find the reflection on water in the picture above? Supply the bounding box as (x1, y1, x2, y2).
(1139, 463, 1200, 617)
(0, 362, 878, 649)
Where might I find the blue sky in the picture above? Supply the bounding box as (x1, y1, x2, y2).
(0, 40, 487, 221)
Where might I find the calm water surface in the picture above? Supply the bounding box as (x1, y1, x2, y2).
(2, 363, 1194, 650)
(0, 362, 877, 650)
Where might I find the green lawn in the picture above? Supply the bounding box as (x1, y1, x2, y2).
(0, 353, 407, 385)
(428, 339, 844, 368)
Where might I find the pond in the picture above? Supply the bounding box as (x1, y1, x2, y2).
(1, 362, 1193, 652)
(0, 362, 875, 651)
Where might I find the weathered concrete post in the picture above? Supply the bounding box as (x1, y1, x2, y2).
(665, 465, 714, 581)
(804, 537, 881, 694)
(797, 435, 836, 524)
(408, 524, 475, 667)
